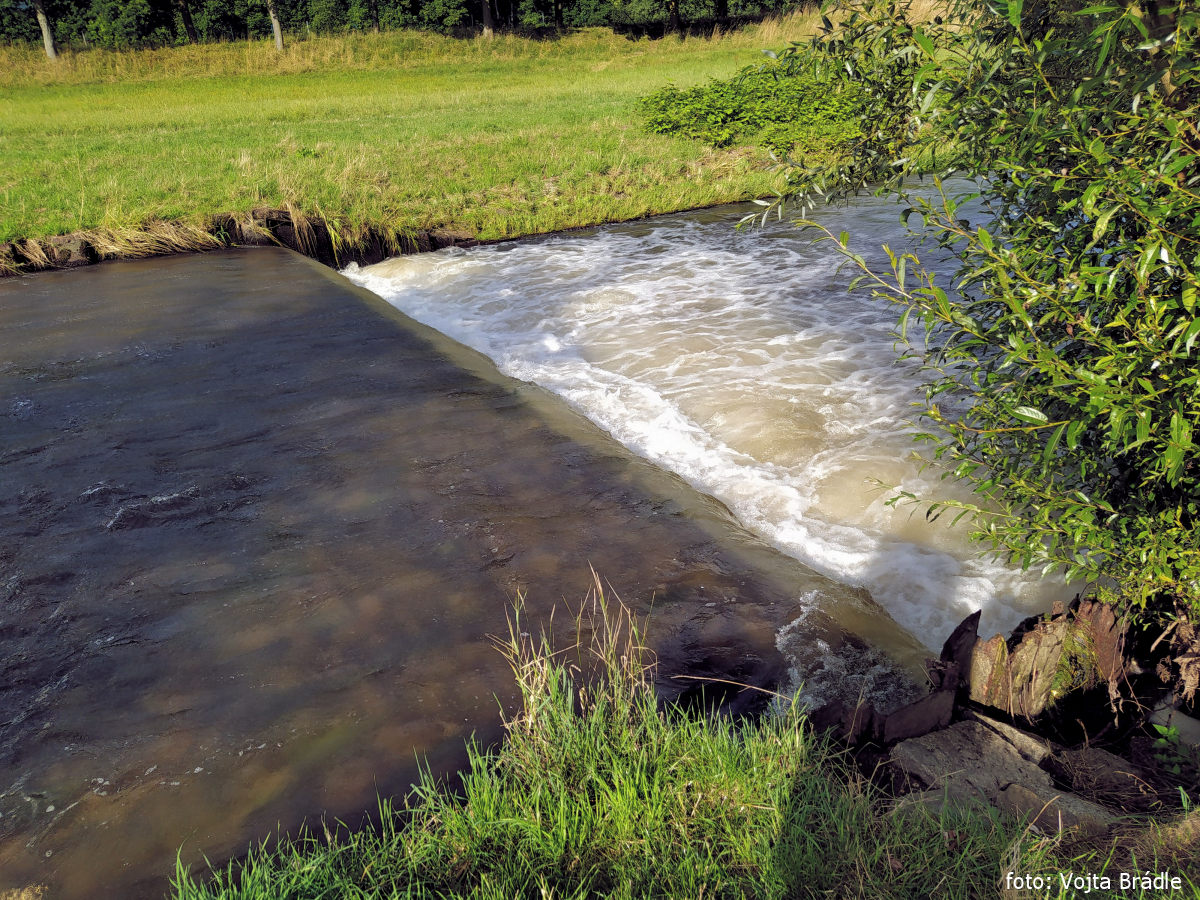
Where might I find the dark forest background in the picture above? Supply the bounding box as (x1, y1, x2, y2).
(1, 0, 802, 48)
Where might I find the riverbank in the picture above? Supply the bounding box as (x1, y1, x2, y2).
(0, 21, 831, 278)
(170, 589, 1199, 900)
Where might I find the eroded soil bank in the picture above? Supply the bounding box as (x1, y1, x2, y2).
(0, 209, 475, 278)
(0, 247, 923, 898)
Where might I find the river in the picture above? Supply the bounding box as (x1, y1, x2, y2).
(0, 221, 950, 898)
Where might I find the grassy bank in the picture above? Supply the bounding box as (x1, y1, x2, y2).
(170, 587, 1197, 900)
(0, 19, 826, 269)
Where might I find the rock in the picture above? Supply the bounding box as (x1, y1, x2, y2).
(233, 216, 271, 245)
(809, 698, 879, 745)
(967, 619, 1069, 719)
(888, 787, 988, 818)
(924, 658, 958, 692)
(46, 235, 96, 268)
(941, 610, 980, 684)
(881, 690, 955, 745)
(997, 782, 1114, 836)
(887, 721, 1055, 803)
(961, 709, 1057, 765)
(1043, 746, 1161, 812)
(968, 634, 1005, 708)
(843, 702, 880, 745)
(1007, 619, 1068, 716)
(1075, 598, 1126, 687)
(430, 229, 476, 250)
(889, 723, 1117, 835)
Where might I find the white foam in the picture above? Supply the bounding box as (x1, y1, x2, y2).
(344, 195, 1072, 649)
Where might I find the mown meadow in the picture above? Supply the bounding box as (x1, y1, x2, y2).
(0, 18, 830, 258)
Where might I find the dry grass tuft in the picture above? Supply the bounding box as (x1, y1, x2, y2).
(16, 239, 52, 268)
(1127, 808, 1200, 870)
(87, 221, 226, 260)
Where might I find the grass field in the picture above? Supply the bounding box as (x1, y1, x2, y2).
(0, 20, 823, 261)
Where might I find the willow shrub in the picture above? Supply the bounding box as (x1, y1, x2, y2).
(772, 0, 1200, 622)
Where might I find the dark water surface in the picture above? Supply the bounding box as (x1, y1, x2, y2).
(0, 248, 923, 898)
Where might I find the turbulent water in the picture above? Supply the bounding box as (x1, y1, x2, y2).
(346, 192, 1074, 648)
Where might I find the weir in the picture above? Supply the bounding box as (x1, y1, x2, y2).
(347, 193, 1073, 646)
(1, 245, 925, 898)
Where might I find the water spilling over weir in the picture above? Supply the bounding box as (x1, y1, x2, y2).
(347, 195, 1072, 648)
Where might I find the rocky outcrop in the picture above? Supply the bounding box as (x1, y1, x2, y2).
(961, 598, 1135, 720)
(810, 602, 1176, 839)
(885, 716, 1117, 836)
(967, 626, 1065, 718)
(995, 782, 1115, 837)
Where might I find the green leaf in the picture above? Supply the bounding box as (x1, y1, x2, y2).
(1043, 422, 1067, 465)
(1005, 0, 1023, 29)
(913, 29, 936, 59)
(1013, 406, 1048, 424)
(1092, 205, 1119, 242)
(1088, 136, 1110, 163)
(1179, 320, 1200, 355)
(1170, 410, 1187, 444)
(1096, 28, 1115, 71)
(1067, 420, 1086, 450)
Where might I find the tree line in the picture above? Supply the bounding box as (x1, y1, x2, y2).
(2, 0, 798, 55)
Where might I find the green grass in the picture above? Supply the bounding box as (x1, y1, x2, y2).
(168, 582, 1200, 900)
(0, 21, 827, 256)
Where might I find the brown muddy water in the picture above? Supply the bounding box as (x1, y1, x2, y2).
(0, 247, 926, 898)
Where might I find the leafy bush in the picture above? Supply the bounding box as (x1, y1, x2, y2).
(417, 0, 471, 31)
(639, 61, 860, 155)
(774, 0, 1200, 629)
(308, 0, 350, 32)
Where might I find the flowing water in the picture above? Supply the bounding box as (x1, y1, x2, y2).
(347, 191, 1075, 649)
(1, 245, 929, 899)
